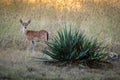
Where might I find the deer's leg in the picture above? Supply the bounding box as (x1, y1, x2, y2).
(31, 41, 35, 53)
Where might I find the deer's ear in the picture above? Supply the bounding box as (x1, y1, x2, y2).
(28, 20, 31, 24)
(20, 19, 23, 24)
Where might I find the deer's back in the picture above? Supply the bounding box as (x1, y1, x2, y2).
(26, 30, 48, 42)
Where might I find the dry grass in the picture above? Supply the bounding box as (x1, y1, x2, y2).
(0, 49, 120, 80)
(0, 0, 120, 51)
(0, 0, 120, 80)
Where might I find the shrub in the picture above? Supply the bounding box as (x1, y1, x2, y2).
(37, 27, 107, 65)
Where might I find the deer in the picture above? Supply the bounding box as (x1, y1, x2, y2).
(19, 19, 49, 53)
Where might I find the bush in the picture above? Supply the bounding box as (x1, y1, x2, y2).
(37, 27, 107, 65)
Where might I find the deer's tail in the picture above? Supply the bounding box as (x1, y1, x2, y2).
(46, 32, 49, 41)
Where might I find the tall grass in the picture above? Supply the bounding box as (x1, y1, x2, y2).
(0, 0, 120, 52)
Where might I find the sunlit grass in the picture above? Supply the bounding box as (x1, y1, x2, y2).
(0, 0, 120, 51)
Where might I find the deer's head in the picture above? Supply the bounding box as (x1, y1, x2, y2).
(20, 19, 31, 29)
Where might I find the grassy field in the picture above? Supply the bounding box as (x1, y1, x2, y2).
(0, 0, 120, 80)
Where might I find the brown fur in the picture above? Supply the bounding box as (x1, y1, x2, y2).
(26, 30, 49, 42)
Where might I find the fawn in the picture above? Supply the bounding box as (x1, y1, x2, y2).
(20, 19, 49, 53)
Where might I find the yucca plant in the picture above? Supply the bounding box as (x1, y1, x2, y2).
(37, 27, 107, 65)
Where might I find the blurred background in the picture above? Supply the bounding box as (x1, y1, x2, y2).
(0, 0, 120, 53)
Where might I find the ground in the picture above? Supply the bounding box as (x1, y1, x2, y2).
(0, 48, 120, 80)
